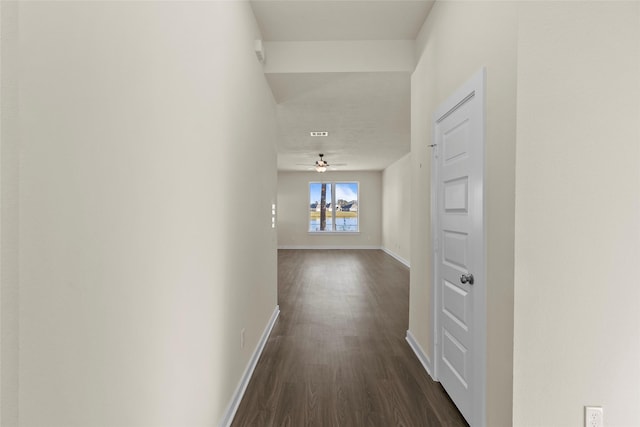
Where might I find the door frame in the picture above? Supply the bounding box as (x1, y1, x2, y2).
(430, 67, 487, 427)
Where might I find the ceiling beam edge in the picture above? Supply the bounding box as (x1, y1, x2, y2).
(263, 40, 416, 74)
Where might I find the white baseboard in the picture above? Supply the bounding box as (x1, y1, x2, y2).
(406, 329, 434, 380)
(381, 247, 410, 268)
(278, 245, 381, 250)
(219, 305, 280, 427)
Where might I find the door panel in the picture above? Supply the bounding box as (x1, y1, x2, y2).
(443, 230, 468, 270)
(433, 70, 485, 426)
(442, 280, 468, 329)
(442, 329, 468, 387)
(444, 178, 469, 212)
(442, 118, 470, 164)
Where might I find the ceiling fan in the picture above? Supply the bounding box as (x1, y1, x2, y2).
(296, 153, 347, 172)
(314, 153, 329, 172)
(313, 153, 348, 172)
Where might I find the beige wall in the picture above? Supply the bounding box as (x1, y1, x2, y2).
(382, 153, 411, 265)
(412, 1, 640, 426)
(277, 171, 382, 248)
(513, 2, 640, 425)
(1, 1, 19, 425)
(6, 2, 278, 425)
(410, 2, 518, 425)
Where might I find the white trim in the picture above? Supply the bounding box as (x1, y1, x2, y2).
(406, 330, 434, 379)
(429, 91, 440, 384)
(431, 67, 486, 427)
(219, 305, 280, 427)
(381, 247, 410, 268)
(277, 245, 381, 250)
(429, 97, 440, 385)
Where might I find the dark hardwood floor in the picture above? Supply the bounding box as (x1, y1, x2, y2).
(231, 249, 468, 427)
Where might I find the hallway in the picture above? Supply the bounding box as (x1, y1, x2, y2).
(232, 250, 467, 426)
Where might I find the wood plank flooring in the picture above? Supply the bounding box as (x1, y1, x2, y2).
(231, 249, 468, 427)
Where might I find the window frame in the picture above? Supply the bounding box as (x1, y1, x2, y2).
(308, 181, 360, 234)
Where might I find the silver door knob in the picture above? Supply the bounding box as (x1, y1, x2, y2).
(460, 274, 474, 285)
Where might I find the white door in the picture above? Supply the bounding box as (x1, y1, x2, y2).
(432, 69, 485, 426)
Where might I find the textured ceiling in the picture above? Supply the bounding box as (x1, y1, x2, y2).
(251, 1, 433, 171)
(269, 72, 411, 171)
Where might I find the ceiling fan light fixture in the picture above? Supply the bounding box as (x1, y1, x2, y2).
(315, 153, 329, 172)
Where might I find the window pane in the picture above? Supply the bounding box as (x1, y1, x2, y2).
(335, 182, 358, 232)
(309, 182, 333, 232)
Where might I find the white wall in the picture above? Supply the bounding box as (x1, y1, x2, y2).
(410, 2, 518, 425)
(381, 154, 411, 266)
(277, 171, 381, 248)
(7, 2, 278, 426)
(513, 2, 640, 425)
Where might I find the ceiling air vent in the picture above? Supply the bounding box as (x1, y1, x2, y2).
(310, 131, 329, 137)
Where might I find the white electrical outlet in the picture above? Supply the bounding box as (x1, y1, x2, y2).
(585, 406, 603, 427)
(240, 328, 245, 349)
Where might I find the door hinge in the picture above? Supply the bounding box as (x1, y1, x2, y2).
(428, 144, 439, 158)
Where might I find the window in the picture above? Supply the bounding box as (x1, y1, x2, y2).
(309, 182, 359, 232)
